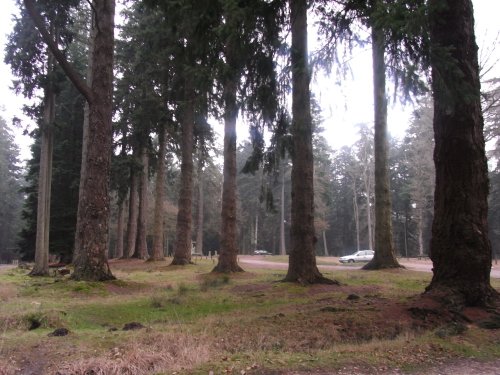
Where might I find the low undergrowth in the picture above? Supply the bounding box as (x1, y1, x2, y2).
(0, 258, 498, 375)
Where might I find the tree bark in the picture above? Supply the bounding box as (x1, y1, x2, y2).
(279, 163, 286, 256)
(151, 125, 167, 261)
(363, 18, 401, 270)
(171, 76, 195, 265)
(363, 166, 373, 250)
(72, 0, 115, 281)
(284, 0, 335, 284)
(133, 144, 149, 259)
(195, 154, 204, 255)
(125, 159, 139, 258)
(26, 0, 115, 280)
(352, 180, 360, 251)
(322, 230, 329, 256)
(417, 207, 424, 257)
(73, 12, 93, 265)
(30, 52, 55, 276)
(426, 0, 497, 306)
(113, 197, 125, 259)
(212, 10, 244, 273)
(213, 69, 244, 273)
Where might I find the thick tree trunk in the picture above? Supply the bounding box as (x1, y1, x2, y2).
(426, 0, 497, 306)
(31, 62, 55, 276)
(25, 0, 115, 281)
(363, 20, 401, 270)
(151, 125, 167, 261)
(72, 0, 115, 280)
(195, 155, 204, 255)
(284, 0, 335, 284)
(213, 72, 244, 273)
(171, 77, 195, 266)
(73, 23, 93, 265)
(113, 198, 125, 259)
(133, 144, 149, 259)
(125, 157, 139, 258)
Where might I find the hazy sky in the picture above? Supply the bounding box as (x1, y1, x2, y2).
(0, 0, 498, 162)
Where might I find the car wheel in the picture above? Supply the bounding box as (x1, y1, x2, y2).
(348, 259, 354, 263)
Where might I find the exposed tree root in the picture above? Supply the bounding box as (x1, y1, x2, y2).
(170, 258, 193, 266)
(424, 282, 500, 311)
(282, 274, 341, 286)
(29, 270, 50, 277)
(71, 271, 116, 282)
(362, 261, 405, 270)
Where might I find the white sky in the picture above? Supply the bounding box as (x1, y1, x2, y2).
(315, 0, 500, 149)
(0, 0, 498, 163)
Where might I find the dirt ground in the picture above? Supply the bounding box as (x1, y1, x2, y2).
(238, 255, 500, 278)
(1, 258, 499, 375)
(281, 358, 500, 375)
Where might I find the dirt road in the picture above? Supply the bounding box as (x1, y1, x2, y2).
(238, 256, 500, 278)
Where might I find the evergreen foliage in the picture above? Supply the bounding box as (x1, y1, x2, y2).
(17, 75, 84, 263)
(0, 115, 24, 263)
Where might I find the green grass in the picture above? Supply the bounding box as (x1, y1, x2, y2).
(1, 260, 499, 375)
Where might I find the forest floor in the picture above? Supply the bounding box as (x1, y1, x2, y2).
(0, 257, 499, 375)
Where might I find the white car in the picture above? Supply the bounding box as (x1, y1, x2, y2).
(253, 250, 272, 256)
(339, 250, 374, 263)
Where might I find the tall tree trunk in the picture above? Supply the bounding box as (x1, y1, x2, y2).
(426, 0, 497, 306)
(30, 52, 55, 276)
(254, 215, 259, 251)
(125, 156, 139, 258)
(213, 69, 244, 272)
(133, 144, 149, 259)
(363, 18, 401, 270)
(284, 0, 335, 284)
(322, 230, 329, 256)
(212, 16, 244, 273)
(353, 181, 360, 251)
(417, 207, 424, 257)
(364, 171, 373, 250)
(171, 77, 195, 265)
(71, 0, 115, 280)
(73, 18, 93, 266)
(25, 0, 116, 281)
(151, 125, 167, 261)
(404, 206, 409, 258)
(279, 164, 286, 256)
(195, 155, 204, 255)
(113, 197, 125, 259)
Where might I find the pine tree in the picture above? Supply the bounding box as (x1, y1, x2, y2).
(0, 115, 24, 263)
(425, 0, 498, 306)
(24, 0, 116, 281)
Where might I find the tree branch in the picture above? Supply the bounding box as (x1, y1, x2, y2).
(24, 0, 93, 104)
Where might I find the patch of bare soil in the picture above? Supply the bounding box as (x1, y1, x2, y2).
(231, 283, 274, 294)
(276, 359, 500, 374)
(102, 280, 149, 295)
(0, 284, 17, 301)
(108, 257, 168, 272)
